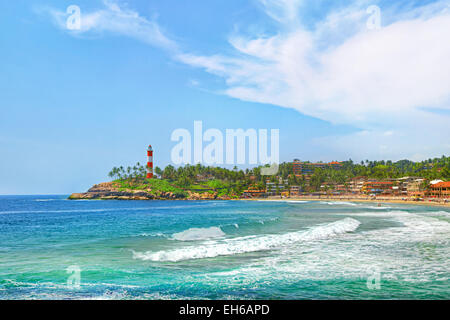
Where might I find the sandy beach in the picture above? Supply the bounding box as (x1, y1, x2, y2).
(252, 196, 450, 208)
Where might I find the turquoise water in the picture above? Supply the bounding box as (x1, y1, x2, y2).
(0, 196, 449, 300)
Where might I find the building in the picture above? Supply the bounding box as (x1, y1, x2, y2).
(293, 160, 343, 176)
(349, 176, 367, 194)
(362, 181, 393, 195)
(242, 186, 266, 198)
(334, 184, 348, 194)
(266, 182, 286, 195)
(428, 181, 450, 198)
(289, 185, 302, 196)
(405, 178, 425, 197)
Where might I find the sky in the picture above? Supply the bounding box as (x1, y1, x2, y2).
(0, 0, 449, 194)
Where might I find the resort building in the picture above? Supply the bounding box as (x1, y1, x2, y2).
(266, 182, 286, 195)
(362, 181, 393, 195)
(334, 184, 348, 195)
(405, 178, 425, 197)
(428, 181, 450, 198)
(349, 176, 367, 194)
(289, 185, 302, 196)
(292, 160, 343, 176)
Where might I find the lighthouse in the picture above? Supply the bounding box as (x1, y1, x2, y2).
(147, 145, 153, 179)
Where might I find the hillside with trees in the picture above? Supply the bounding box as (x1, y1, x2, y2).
(105, 156, 450, 196)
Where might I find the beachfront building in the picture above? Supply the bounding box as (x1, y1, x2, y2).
(281, 191, 290, 198)
(349, 176, 367, 194)
(428, 181, 450, 198)
(289, 185, 302, 196)
(266, 182, 286, 196)
(334, 184, 349, 195)
(405, 178, 425, 197)
(362, 181, 393, 195)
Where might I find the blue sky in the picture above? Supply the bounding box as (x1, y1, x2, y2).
(0, 0, 449, 194)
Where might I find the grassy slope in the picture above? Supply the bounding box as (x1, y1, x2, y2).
(114, 178, 239, 199)
(115, 179, 187, 197)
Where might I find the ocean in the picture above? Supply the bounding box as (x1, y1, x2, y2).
(0, 195, 449, 300)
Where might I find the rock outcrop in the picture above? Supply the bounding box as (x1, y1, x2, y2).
(68, 182, 232, 200)
(68, 182, 157, 200)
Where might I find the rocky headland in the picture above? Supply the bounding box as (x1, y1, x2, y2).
(68, 182, 232, 200)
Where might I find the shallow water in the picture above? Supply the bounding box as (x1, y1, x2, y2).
(0, 196, 449, 299)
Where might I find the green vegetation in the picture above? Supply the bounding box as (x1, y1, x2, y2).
(302, 156, 450, 192)
(108, 155, 450, 196)
(115, 178, 187, 197)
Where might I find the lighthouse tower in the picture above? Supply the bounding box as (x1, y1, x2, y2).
(146, 145, 153, 179)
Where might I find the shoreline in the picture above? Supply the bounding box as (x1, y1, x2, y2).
(247, 196, 450, 208)
(68, 182, 450, 209)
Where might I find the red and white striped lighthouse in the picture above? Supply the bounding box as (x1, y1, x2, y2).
(146, 145, 153, 179)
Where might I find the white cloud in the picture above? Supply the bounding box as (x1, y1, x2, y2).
(39, 0, 450, 160)
(40, 0, 177, 51)
(258, 0, 304, 24)
(181, 1, 450, 124)
(177, 0, 450, 160)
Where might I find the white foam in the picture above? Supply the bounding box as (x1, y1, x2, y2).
(204, 212, 450, 286)
(132, 218, 360, 262)
(419, 210, 450, 217)
(323, 201, 358, 206)
(255, 200, 309, 204)
(139, 232, 167, 238)
(365, 205, 392, 209)
(172, 227, 226, 241)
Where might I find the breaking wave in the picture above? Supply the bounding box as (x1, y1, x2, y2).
(365, 205, 392, 209)
(132, 218, 360, 262)
(323, 201, 358, 206)
(419, 210, 450, 217)
(172, 227, 226, 241)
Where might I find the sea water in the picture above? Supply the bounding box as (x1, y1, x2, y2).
(0, 196, 449, 299)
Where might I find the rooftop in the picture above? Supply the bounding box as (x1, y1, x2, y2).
(430, 181, 450, 188)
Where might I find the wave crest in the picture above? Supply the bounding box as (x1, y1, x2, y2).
(132, 218, 360, 262)
(172, 227, 226, 241)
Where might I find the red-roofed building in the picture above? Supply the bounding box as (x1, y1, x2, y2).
(428, 181, 450, 198)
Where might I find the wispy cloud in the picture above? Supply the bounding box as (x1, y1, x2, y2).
(258, 0, 304, 24)
(181, 0, 450, 125)
(38, 0, 450, 160)
(177, 0, 450, 159)
(38, 0, 177, 51)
